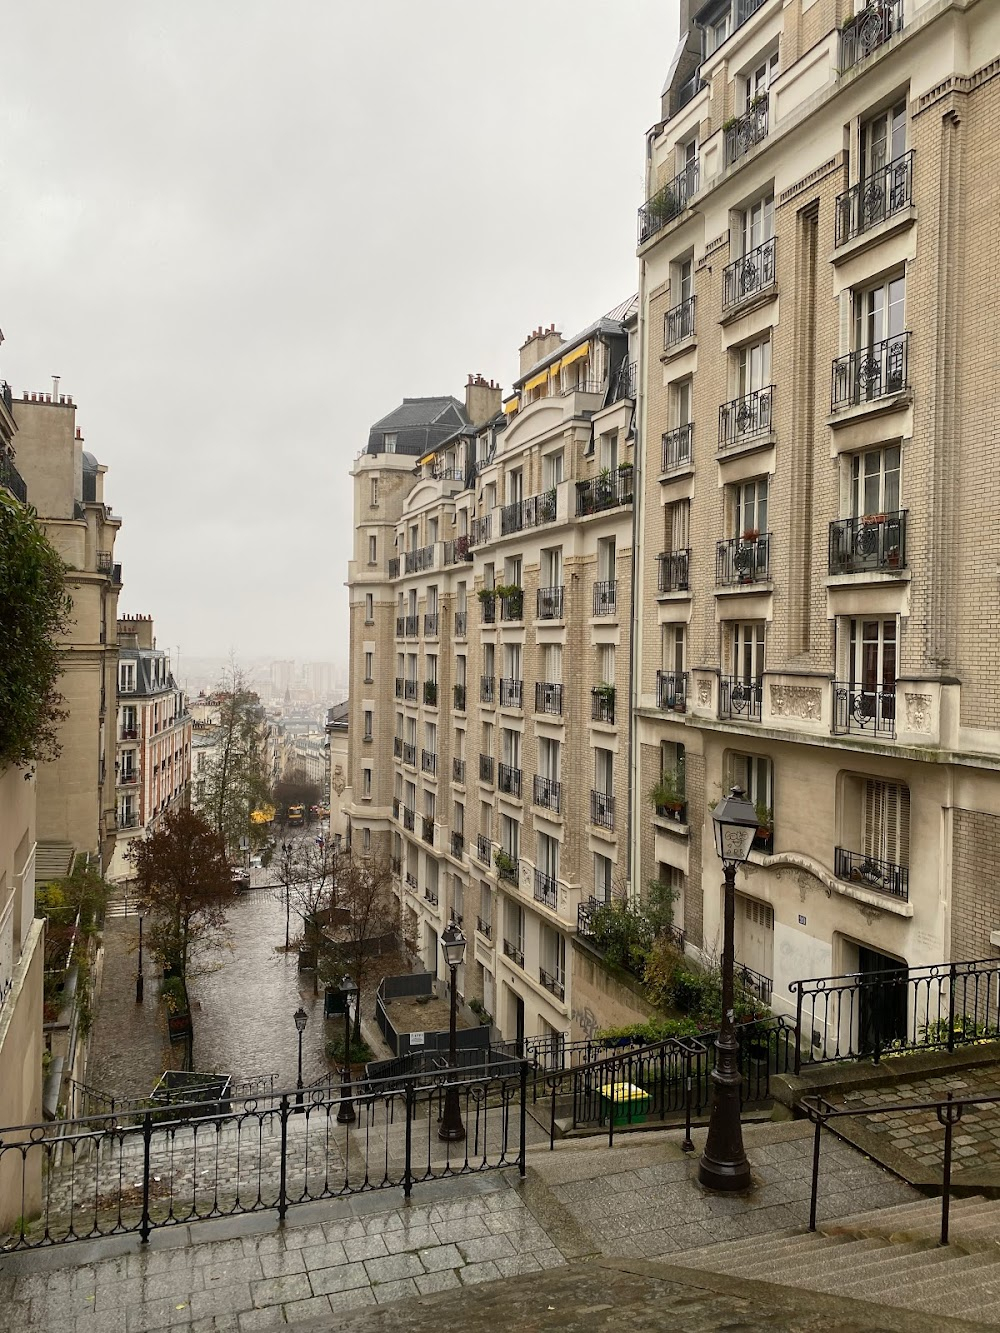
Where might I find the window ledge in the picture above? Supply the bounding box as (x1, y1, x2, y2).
(715, 581, 773, 597)
(828, 389, 912, 429)
(660, 334, 697, 363)
(832, 206, 916, 266)
(716, 432, 776, 462)
(653, 814, 689, 837)
(658, 588, 692, 602)
(659, 463, 695, 485)
(719, 285, 777, 327)
(825, 568, 911, 588)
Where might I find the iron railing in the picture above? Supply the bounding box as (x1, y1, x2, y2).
(653, 798, 687, 826)
(500, 490, 557, 535)
(590, 790, 615, 830)
(470, 515, 492, 547)
(836, 150, 913, 246)
(450, 833, 464, 858)
(395, 617, 405, 638)
(576, 467, 634, 516)
(389, 558, 400, 579)
(452, 757, 465, 783)
(403, 545, 435, 574)
(402, 741, 416, 766)
(538, 967, 565, 1000)
(611, 359, 636, 402)
(443, 535, 473, 566)
(402, 806, 415, 831)
(476, 835, 492, 865)
(656, 670, 688, 713)
(831, 332, 909, 410)
(423, 681, 438, 706)
(736, 962, 773, 1006)
(496, 855, 519, 885)
(723, 236, 776, 309)
(535, 681, 563, 715)
(533, 775, 561, 813)
(424, 613, 439, 636)
(454, 611, 468, 637)
(661, 423, 693, 473)
(789, 956, 1000, 1071)
(422, 816, 435, 845)
(719, 385, 773, 446)
(423, 884, 438, 904)
(725, 98, 768, 165)
(480, 676, 495, 704)
(537, 586, 564, 620)
(637, 158, 700, 244)
(832, 680, 896, 737)
(0, 1066, 530, 1251)
(0, 454, 28, 504)
(479, 593, 496, 624)
(499, 590, 524, 621)
(593, 580, 617, 616)
(453, 684, 467, 711)
(664, 296, 696, 347)
(534, 871, 558, 910)
(591, 688, 615, 724)
(840, 0, 903, 72)
(716, 533, 771, 586)
(420, 749, 437, 775)
(657, 549, 690, 593)
(497, 763, 522, 798)
(405, 615, 419, 636)
(828, 511, 906, 575)
(834, 847, 908, 901)
(476, 916, 492, 940)
(499, 678, 523, 710)
(719, 675, 763, 722)
(394, 678, 404, 700)
(502, 939, 524, 967)
(479, 754, 494, 784)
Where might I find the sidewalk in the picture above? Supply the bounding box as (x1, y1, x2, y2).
(87, 915, 172, 1101)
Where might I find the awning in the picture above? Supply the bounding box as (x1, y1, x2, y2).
(417, 451, 437, 467)
(503, 397, 519, 415)
(524, 370, 549, 392)
(548, 360, 562, 377)
(560, 341, 590, 368)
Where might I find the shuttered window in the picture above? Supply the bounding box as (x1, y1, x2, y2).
(864, 780, 910, 867)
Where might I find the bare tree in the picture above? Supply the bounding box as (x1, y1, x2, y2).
(196, 661, 272, 860)
(274, 839, 340, 991)
(318, 852, 400, 1042)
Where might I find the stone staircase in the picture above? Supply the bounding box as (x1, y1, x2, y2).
(34, 841, 76, 880)
(669, 1195, 1000, 1325)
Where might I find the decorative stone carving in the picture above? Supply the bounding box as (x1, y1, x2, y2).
(697, 679, 712, 708)
(332, 765, 346, 795)
(905, 693, 932, 732)
(769, 684, 821, 721)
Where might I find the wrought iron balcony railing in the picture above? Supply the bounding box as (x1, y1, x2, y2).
(404, 615, 419, 637)
(393, 736, 403, 758)
(119, 727, 139, 741)
(534, 871, 559, 911)
(736, 962, 773, 1006)
(653, 797, 687, 825)
(450, 832, 464, 859)
(479, 593, 496, 624)
(719, 675, 763, 722)
(535, 681, 563, 715)
(661, 423, 693, 473)
(117, 770, 138, 786)
(611, 359, 636, 402)
(469, 514, 491, 547)
(424, 613, 439, 636)
(389, 558, 400, 579)
(576, 466, 634, 516)
(831, 333, 910, 410)
(480, 675, 495, 705)
(716, 533, 771, 586)
(656, 670, 688, 713)
(537, 586, 564, 620)
(405, 870, 418, 890)
(499, 678, 523, 709)
(394, 677, 404, 699)
(533, 775, 561, 813)
(590, 790, 615, 830)
(836, 151, 913, 247)
(454, 611, 468, 637)
(97, 552, 113, 573)
(719, 385, 773, 447)
(479, 754, 495, 783)
(834, 847, 908, 901)
(403, 679, 418, 702)
(637, 158, 700, 244)
(593, 580, 617, 617)
(723, 236, 776, 309)
(421, 749, 437, 775)
(403, 545, 435, 575)
(840, 0, 903, 73)
(497, 763, 522, 798)
(476, 916, 492, 939)
(443, 534, 472, 565)
(500, 490, 557, 535)
(832, 681, 896, 738)
(664, 296, 696, 348)
(539, 967, 565, 999)
(476, 835, 492, 865)
(496, 855, 519, 884)
(423, 681, 438, 706)
(453, 683, 467, 711)
(452, 756, 465, 784)
(829, 511, 907, 576)
(402, 806, 415, 832)
(402, 742, 416, 766)
(422, 816, 435, 845)
(424, 885, 438, 905)
(503, 939, 524, 967)
(395, 617, 405, 637)
(499, 590, 524, 621)
(725, 98, 768, 166)
(591, 688, 615, 724)
(657, 549, 690, 594)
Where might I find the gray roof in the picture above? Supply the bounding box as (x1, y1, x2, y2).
(118, 646, 180, 698)
(366, 396, 468, 457)
(514, 296, 638, 388)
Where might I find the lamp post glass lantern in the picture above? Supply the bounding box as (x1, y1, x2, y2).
(438, 920, 467, 1143)
(336, 975, 358, 1124)
(135, 901, 146, 1005)
(698, 785, 758, 1192)
(293, 1006, 308, 1106)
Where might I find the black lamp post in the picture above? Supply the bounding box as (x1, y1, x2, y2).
(293, 1006, 307, 1107)
(438, 920, 467, 1143)
(336, 974, 358, 1125)
(135, 901, 146, 1005)
(698, 785, 758, 1192)
(282, 843, 293, 949)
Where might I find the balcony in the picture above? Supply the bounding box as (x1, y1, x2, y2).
(498, 763, 522, 798)
(476, 835, 492, 866)
(591, 790, 615, 830)
(532, 687, 562, 727)
(480, 675, 495, 705)
(716, 533, 771, 586)
(502, 939, 525, 968)
(479, 754, 495, 784)
(658, 549, 690, 594)
(402, 742, 416, 766)
(405, 871, 418, 891)
(834, 847, 908, 901)
(576, 465, 633, 516)
(736, 962, 773, 1006)
(393, 736, 403, 758)
(724, 98, 768, 167)
(421, 749, 437, 775)
(404, 616, 419, 637)
(424, 613, 439, 636)
(539, 967, 565, 1000)
(476, 916, 492, 940)
(455, 611, 468, 637)
(452, 757, 466, 784)
(831, 333, 910, 411)
(403, 545, 434, 575)
(499, 678, 523, 710)
(593, 580, 617, 617)
(499, 589, 524, 621)
(591, 687, 615, 725)
(403, 679, 418, 702)
(402, 806, 415, 832)
(723, 236, 776, 310)
(661, 423, 693, 473)
(656, 670, 688, 713)
(394, 677, 404, 699)
(533, 775, 561, 813)
(451, 832, 464, 859)
(836, 151, 913, 247)
(117, 770, 138, 786)
(719, 676, 763, 723)
(500, 490, 557, 536)
(117, 813, 139, 830)
(537, 586, 564, 620)
(495, 853, 519, 884)
(479, 592, 496, 624)
(395, 617, 405, 637)
(840, 0, 902, 73)
(443, 535, 473, 565)
(389, 557, 400, 578)
(534, 870, 559, 911)
(664, 296, 696, 349)
(611, 360, 636, 402)
(424, 885, 439, 905)
(829, 512, 907, 576)
(470, 514, 492, 547)
(719, 386, 773, 448)
(832, 681, 896, 738)
(119, 727, 138, 741)
(676, 69, 705, 111)
(423, 681, 438, 707)
(637, 159, 700, 244)
(422, 816, 435, 845)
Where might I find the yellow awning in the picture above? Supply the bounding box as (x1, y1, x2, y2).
(503, 397, 519, 415)
(524, 370, 549, 392)
(560, 341, 590, 368)
(417, 451, 437, 467)
(548, 360, 562, 377)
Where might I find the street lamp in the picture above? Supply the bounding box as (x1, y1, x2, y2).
(282, 842, 293, 949)
(135, 901, 146, 1005)
(336, 974, 358, 1125)
(293, 1006, 308, 1107)
(438, 920, 467, 1143)
(698, 785, 758, 1192)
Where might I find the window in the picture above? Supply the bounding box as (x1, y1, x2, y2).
(362, 827, 371, 852)
(542, 451, 564, 488)
(363, 710, 373, 740)
(538, 737, 560, 782)
(864, 779, 909, 868)
(594, 748, 614, 796)
(507, 468, 524, 504)
(731, 621, 766, 681)
(663, 625, 686, 675)
(740, 194, 774, 256)
(599, 431, 619, 472)
(364, 652, 374, 682)
(597, 536, 616, 583)
(370, 477, 379, 507)
(541, 547, 563, 587)
(665, 500, 690, 552)
(383, 432, 397, 453)
(479, 883, 492, 932)
(542, 643, 562, 682)
(503, 643, 521, 680)
(850, 445, 900, 518)
(708, 11, 729, 53)
(426, 654, 438, 684)
(854, 274, 905, 354)
(676, 257, 693, 305)
(362, 768, 372, 798)
(726, 751, 772, 819)
(861, 99, 906, 179)
(597, 644, 616, 687)
(736, 338, 771, 397)
(673, 379, 692, 428)
(500, 814, 520, 860)
(537, 832, 559, 881)
(501, 727, 521, 768)
(744, 51, 778, 109)
(505, 900, 524, 952)
(594, 853, 613, 904)
(505, 555, 522, 586)
(732, 476, 768, 538)
(843, 616, 897, 696)
(367, 534, 377, 565)
(540, 925, 566, 992)
(119, 662, 135, 692)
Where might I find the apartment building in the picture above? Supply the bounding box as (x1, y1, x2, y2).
(346, 307, 638, 1048)
(634, 0, 1000, 1027)
(12, 389, 122, 876)
(105, 617, 192, 885)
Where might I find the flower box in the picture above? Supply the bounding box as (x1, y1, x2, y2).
(599, 1081, 651, 1126)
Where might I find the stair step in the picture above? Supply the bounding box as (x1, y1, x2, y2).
(670, 1229, 813, 1269)
(787, 1240, 954, 1291)
(739, 1236, 884, 1282)
(821, 1194, 989, 1236)
(855, 1248, 1000, 1303)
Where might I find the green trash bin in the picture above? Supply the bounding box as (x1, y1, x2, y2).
(599, 1081, 651, 1127)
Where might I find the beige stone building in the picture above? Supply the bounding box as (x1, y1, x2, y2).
(346, 306, 638, 1049)
(634, 0, 1000, 1030)
(12, 388, 122, 877)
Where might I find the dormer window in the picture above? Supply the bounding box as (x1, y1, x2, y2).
(383, 432, 397, 453)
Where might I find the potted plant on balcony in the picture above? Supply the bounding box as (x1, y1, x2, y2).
(594, 681, 616, 709)
(741, 527, 760, 542)
(477, 586, 496, 602)
(649, 770, 685, 817)
(493, 849, 516, 878)
(595, 468, 613, 505)
(648, 182, 679, 219)
(539, 490, 557, 521)
(753, 801, 773, 847)
(886, 545, 901, 569)
(862, 513, 886, 526)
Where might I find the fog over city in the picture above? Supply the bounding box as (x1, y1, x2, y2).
(0, 1, 677, 666)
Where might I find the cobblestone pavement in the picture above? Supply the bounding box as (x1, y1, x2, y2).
(87, 915, 172, 1103)
(835, 1068, 1000, 1174)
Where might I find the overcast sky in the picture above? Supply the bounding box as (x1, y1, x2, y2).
(2, 2, 678, 666)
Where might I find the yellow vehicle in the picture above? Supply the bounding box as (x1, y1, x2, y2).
(287, 804, 305, 827)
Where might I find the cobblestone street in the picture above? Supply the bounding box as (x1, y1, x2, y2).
(87, 913, 172, 1102)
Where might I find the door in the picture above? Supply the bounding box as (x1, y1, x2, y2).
(861, 100, 906, 178)
(847, 617, 897, 721)
(735, 894, 774, 987)
(513, 992, 525, 1056)
(857, 946, 908, 1055)
(732, 622, 765, 683)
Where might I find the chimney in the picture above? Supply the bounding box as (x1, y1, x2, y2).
(519, 323, 564, 376)
(52, 375, 60, 402)
(464, 373, 502, 427)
